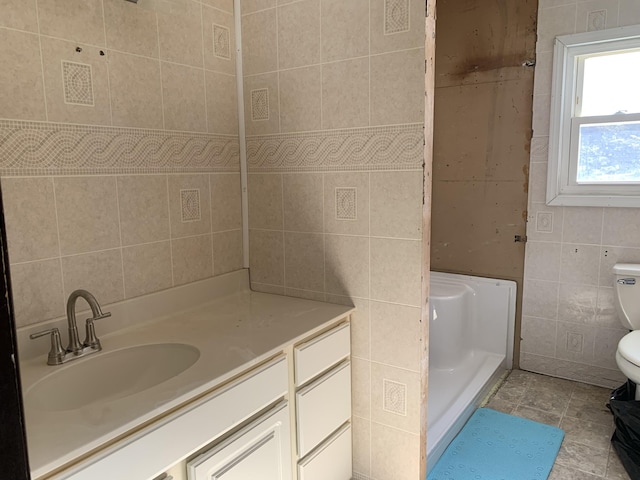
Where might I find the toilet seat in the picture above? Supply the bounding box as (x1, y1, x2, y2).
(617, 351, 640, 388)
(618, 330, 640, 368)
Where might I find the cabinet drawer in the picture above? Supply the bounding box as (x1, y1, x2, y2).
(298, 423, 352, 480)
(296, 361, 351, 457)
(187, 402, 292, 480)
(294, 322, 350, 386)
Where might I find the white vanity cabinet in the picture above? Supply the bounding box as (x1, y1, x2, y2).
(293, 323, 352, 480)
(37, 305, 352, 480)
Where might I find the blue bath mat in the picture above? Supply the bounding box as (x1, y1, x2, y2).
(428, 408, 564, 480)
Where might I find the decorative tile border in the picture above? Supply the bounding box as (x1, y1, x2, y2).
(0, 120, 240, 176)
(247, 124, 424, 172)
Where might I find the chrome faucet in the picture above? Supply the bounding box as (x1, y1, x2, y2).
(66, 289, 111, 354)
(30, 289, 111, 365)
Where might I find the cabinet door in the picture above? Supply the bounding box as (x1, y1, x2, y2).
(187, 403, 292, 480)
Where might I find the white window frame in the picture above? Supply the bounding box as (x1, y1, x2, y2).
(547, 25, 640, 207)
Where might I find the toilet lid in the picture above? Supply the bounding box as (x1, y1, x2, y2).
(618, 331, 640, 368)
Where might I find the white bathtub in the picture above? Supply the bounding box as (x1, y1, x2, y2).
(426, 271, 516, 473)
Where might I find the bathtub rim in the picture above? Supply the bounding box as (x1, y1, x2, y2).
(426, 271, 518, 474)
(429, 270, 517, 369)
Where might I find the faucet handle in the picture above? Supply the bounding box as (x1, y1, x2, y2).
(92, 311, 111, 321)
(83, 311, 110, 350)
(30, 328, 66, 365)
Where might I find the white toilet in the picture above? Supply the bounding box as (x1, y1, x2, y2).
(613, 263, 640, 400)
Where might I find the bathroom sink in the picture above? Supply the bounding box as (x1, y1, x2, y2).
(25, 343, 200, 412)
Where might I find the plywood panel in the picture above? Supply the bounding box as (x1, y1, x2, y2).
(433, 0, 537, 368)
(435, 0, 537, 88)
(431, 179, 526, 278)
(434, 81, 532, 183)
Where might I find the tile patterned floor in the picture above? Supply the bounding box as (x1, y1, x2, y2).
(485, 370, 631, 480)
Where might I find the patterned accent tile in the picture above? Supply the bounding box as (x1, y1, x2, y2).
(587, 10, 607, 31)
(0, 120, 240, 176)
(566, 332, 584, 354)
(536, 211, 554, 233)
(384, 0, 410, 35)
(336, 187, 357, 220)
(62, 61, 94, 106)
(383, 379, 407, 416)
(212, 23, 231, 59)
(251, 88, 269, 121)
(247, 124, 423, 172)
(352, 473, 371, 480)
(530, 136, 549, 163)
(180, 189, 201, 222)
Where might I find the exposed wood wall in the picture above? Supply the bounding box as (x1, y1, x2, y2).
(421, 2, 437, 478)
(432, 0, 538, 367)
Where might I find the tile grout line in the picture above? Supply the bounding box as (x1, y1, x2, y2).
(596, 209, 605, 289)
(246, 227, 422, 242)
(208, 174, 215, 276)
(166, 175, 175, 287)
(200, 2, 210, 134)
(242, 45, 424, 79)
(156, 14, 166, 130)
(8, 227, 226, 267)
(367, 169, 372, 478)
(319, 0, 323, 131)
(322, 174, 326, 302)
(33, 0, 49, 122)
(368, 0, 371, 128)
(100, 0, 114, 127)
(276, 2, 282, 134)
(50, 177, 66, 317)
(281, 173, 286, 289)
(113, 176, 127, 298)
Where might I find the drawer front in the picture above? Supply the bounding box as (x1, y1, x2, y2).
(60, 357, 288, 480)
(296, 361, 351, 457)
(188, 402, 292, 480)
(294, 322, 350, 386)
(298, 424, 352, 480)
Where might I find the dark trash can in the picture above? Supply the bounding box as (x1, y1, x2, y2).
(608, 380, 640, 480)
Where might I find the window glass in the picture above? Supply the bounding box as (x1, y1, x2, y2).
(577, 121, 640, 183)
(580, 50, 640, 117)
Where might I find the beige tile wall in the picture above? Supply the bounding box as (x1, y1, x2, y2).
(241, 0, 424, 134)
(240, 1, 426, 478)
(522, 0, 640, 388)
(0, 0, 243, 327)
(3, 173, 242, 327)
(248, 169, 424, 480)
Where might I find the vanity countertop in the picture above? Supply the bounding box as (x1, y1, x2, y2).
(20, 270, 353, 479)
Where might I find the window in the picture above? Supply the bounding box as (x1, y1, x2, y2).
(547, 25, 640, 207)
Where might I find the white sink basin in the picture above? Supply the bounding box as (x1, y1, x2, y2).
(25, 343, 200, 412)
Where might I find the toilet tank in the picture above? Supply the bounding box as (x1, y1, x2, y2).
(614, 263, 640, 330)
